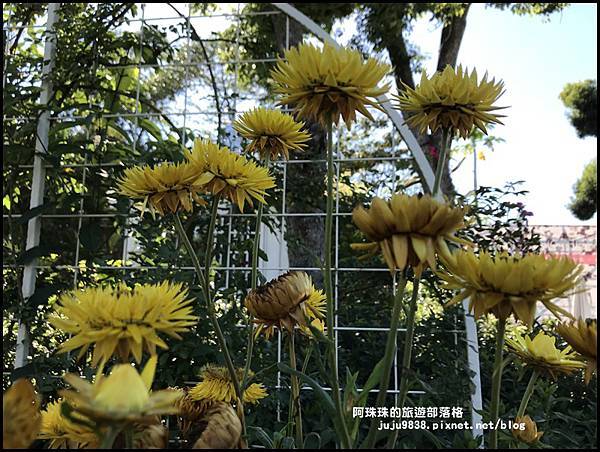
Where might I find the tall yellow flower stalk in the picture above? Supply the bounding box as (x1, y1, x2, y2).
(233, 108, 311, 414)
(394, 65, 505, 197)
(49, 281, 197, 366)
(245, 271, 326, 445)
(272, 42, 390, 449)
(354, 193, 468, 448)
(438, 251, 581, 448)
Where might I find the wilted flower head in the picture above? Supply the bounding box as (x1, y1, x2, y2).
(271, 43, 390, 127)
(557, 319, 597, 384)
(512, 415, 543, 444)
(351, 193, 467, 276)
(189, 365, 267, 405)
(395, 65, 506, 138)
(3, 379, 41, 449)
(245, 271, 326, 340)
(59, 356, 182, 424)
(234, 107, 311, 160)
(185, 139, 275, 211)
(38, 400, 99, 449)
(50, 281, 197, 366)
(439, 251, 582, 326)
(506, 330, 586, 379)
(191, 401, 242, 449)
(117, 161, 208, 218)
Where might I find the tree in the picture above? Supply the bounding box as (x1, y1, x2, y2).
(559, 80, 597, 220)
(559, 79, 597, 138)
(568, 159, 597, 220)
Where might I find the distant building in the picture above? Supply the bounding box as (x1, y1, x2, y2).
(534, 225, 597, 320)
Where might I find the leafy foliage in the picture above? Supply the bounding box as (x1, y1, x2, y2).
(560, 79, 598, 138)
(568, 158, 597, 220)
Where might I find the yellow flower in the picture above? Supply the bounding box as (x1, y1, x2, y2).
(189, 365, 267, 405)
(439, 251, 582, 326)
(394, 65, 506, 138)
(38, 400, 99, 449)
(512, 415, 543, 444)
(50, 281, 197, 366)
(3, 379, 41, 449)
(245, 271, 326, 340)
(505, 331, 586, 379)
(233, 107, 311, 160)
(59, 356, 183, 424)
(351, 193, 468, 276)
(557, 320, 597, 384)
(191, 401, 242, 449)
(117, 161, 208, 218)
(271, 43, 390, 127)
(185, 139, 275, 211)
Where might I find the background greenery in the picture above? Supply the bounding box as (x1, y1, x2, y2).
(3, 3, 596, 449)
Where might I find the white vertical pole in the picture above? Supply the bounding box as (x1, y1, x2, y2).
(14, 3, 60, 369)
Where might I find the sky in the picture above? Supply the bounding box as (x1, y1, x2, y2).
(408, 3, 597, 225)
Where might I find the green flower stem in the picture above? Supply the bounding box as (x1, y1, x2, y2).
(324, 120, 352, 449)
(173, 206, 245, 433)
(364, 272, 408, 448)
(123, 426, 134, 448)
(489, 317, 507, 449)
(289, 331, 303, 448)
(242, 154, 271, 393)
(432, 128, 451, 198)
(386, 274, 421, 448)
(99, 424, 122, 449)
(516, 370, 539, 419)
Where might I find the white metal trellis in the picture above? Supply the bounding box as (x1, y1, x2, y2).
(5, 2, 484, 442)
(13, 2, 60, 369)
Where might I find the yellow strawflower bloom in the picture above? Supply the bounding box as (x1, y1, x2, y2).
(245, 271, 326, 340)
(50, 281, 197, 366)
(439, 251, 582, 326)
(117, 161, 208, 218)
(185, 139, 275, 211)
(38, 400, 99, 449)
(189, 365, 267, 405)
(351, 193, 467, 276)
(3, 379, 41, 449)
(234, 107, 311, 160)
(395, 65, 506, 138)
(271, 43, 390, 127)
(512, 415, 543, 444)
(59, 356, 182, 424)
(557, 320, 597, 384)
(505, 330, 586, 379)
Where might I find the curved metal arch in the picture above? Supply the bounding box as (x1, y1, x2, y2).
(271, 3, 484, 443)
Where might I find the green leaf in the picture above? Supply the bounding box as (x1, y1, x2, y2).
(357, 357, 385, 407)
(277, 362, 336, 417)
(304, 432, 321, 449)
(247, 426, 274, 449)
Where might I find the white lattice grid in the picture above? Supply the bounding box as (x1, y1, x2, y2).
(3, 2, 479, 429)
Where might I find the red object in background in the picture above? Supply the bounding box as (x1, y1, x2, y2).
(545, 252, 597, 265)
